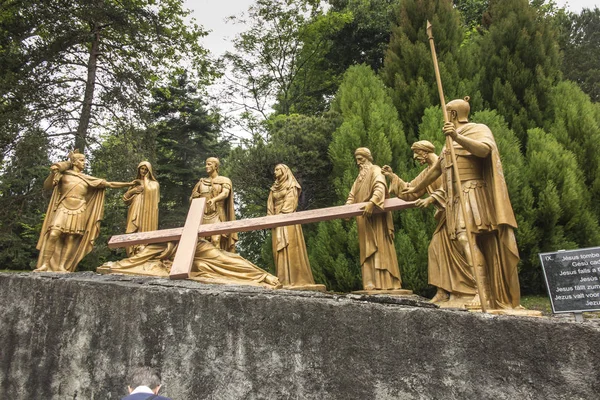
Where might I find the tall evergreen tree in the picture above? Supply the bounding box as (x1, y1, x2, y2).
(329, 64, 410, 200)
(381, 0, 477, 143)
(477, 0, 562, 141)
(544, 81, 600, 220)
(524, 128, 600, 292)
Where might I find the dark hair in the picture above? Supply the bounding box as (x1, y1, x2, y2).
(128, 366, 161, 390)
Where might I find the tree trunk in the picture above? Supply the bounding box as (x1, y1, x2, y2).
(75, 27, 100, 154)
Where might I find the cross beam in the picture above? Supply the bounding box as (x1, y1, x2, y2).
(107, 197, 415, 279)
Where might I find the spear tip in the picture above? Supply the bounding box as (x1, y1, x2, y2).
(427, 20, 433, 39)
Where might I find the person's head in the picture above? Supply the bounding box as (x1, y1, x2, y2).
(138, 164, 149, 177)
(446, 96, 471, 125)
(69, 150, 85, 171)
(127, 366, 162, 394)
(274, 164, 289, 181)
(354, 147, 373, 168)
(410, 141, 436, 165)
(206, 157, 220, 174)
(136, 161, 155, 180)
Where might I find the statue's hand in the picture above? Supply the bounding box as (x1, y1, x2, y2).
(402, 187, 417, 196)
(415, 197, 434, 208)
(206, 198, 215, 208)
(362, 201, 375, 217)
(50, 165, 59, 173)
(443, 122, 457, 140)
(381, 165, 393, 176)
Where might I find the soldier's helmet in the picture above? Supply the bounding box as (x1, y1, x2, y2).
(446, 96, 471, 123)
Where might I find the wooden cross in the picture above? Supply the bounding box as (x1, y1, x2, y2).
(108, 197, 416, 279)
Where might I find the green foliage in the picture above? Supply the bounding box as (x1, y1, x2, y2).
(477, 0, 562, 141)
(524, 128, 600, 292)
(80, 73, 225, 270)
(307, 219, 361, 292)
(560, 7, 600, 102)
(329, 64, 410, 200)
(325, 0, 397, 73)
(382, 0, 482, 142)
(544, 81, 600, 219)
(224, 0, 350, 120)
(0, 0, 214, 154)
(0, 131, 50, 269)
(225, 112, 342, 266)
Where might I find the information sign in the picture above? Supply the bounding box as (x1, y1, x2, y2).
(539, 247, 600, 313)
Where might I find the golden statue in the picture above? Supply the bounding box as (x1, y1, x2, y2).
(403, 98, 521, 309)
(99, 240, 282, 289)
(35, 150, 134, 273)
(123, 161, 160, 256)
(347, 148, 403, 292)
(267, 164, 326, 291)
(190, 157, 238, 252)
(383, 141, 476, 304)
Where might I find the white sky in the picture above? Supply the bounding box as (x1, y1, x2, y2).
(185, 0, 598, 57)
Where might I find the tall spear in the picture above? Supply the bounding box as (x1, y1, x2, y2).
(426, 20, 488, 312)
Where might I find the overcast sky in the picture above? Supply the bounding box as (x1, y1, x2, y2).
(185, 0, 598, 57)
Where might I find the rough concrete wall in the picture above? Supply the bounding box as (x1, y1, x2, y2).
(1, 272, 599, 400)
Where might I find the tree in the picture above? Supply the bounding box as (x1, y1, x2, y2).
(225, 112, 342, 268)
(82, 73, 226, 270)
(329, 64, 410, 199)
(0, 0, 213, 155)
(382, 0, 478, 142)
(477, 0, 562, 141)
(223, 0, 350, 125)
(0, 131, 50, 269)
(544, 80, 600, 219)
(524, 128, 600, 292)
(560, 7, 600, 102)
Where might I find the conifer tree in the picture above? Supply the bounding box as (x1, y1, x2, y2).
(477, 0, 561, 141)
(544, 81, 600, 219)
(329, 64, 410, 200)
(381, 0, 478, 143)
(525, 128, 600, 292)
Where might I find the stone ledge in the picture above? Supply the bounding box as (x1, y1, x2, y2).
(1, 272, 599, 399)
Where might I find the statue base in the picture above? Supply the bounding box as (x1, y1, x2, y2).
(480, 308, 544, 317)
(283, 284, 327, 292)
(352, 289, 413, 296)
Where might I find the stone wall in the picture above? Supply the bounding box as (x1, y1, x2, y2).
(1, 272, 599, 399)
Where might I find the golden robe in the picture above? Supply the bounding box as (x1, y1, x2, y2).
(347, 164, 401, 290)
(390, 168, 476, 296)
(267, 166, 315, 286)
(36, 169, 106, 272)
(102, 240, 280, 288)
(440, 123, 521, 308)
(191, 175, 238, 252)
(123, 161, 160, 256)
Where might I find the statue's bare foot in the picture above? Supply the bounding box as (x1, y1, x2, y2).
(264, 275, 282, 288)
(364, 284, 376, 291)
(55, 265, 70, 273)
(430, 289, 449, 303)
(33, 264, 49, 272)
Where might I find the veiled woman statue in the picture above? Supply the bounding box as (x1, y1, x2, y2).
(123, 161, 160, 256)
(267, 164, 325, 291)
